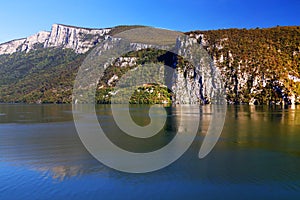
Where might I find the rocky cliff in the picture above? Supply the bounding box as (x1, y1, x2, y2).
(0, 24, 111, 54)
(186, 27, 300, 105)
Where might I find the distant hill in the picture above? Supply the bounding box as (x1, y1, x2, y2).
(0, 24, 299, 104)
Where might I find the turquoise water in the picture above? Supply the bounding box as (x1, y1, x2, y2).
(0, 104, 300, 199)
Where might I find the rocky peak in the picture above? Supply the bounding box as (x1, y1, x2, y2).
(0, 24, 111, 55)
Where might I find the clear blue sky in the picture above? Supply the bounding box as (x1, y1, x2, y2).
(0, 0, 299, 43)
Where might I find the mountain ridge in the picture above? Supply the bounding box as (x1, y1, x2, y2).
(0, 24, 111, 55)
(0, 24, 299, 105)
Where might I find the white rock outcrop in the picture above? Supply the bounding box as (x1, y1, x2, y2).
(0, 24, 111, 55)
(21, 31, 50, 52)
(44, 24, 111, 53)
(0, 38, 26, 54)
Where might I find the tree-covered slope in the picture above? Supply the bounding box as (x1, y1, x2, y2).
(187, 26, 300, 104)
(0, 47, 85, 103)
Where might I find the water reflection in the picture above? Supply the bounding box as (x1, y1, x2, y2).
(0, 122, 97, 181)
(0, 104, 202, 180)
(0, 104, 74, 123)
(223, 105, 300, 157)
(0, 104, 300, 199)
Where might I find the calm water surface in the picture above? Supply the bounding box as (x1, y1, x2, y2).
(0, 104, 300, 199)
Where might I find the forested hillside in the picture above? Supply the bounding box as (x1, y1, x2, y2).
(187, 26, 300, 104)
(0, 25, 299, 104)
(0, 47, 85, 103)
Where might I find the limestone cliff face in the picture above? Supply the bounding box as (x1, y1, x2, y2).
(188, 31, 300, 105)
(0, 24, 111, 54)
(21, 31, 50, 52)
(171, 36, 224, 104)
(44, 24, 111, 53)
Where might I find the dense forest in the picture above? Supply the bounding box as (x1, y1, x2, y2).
(0, 26, 299, 104)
